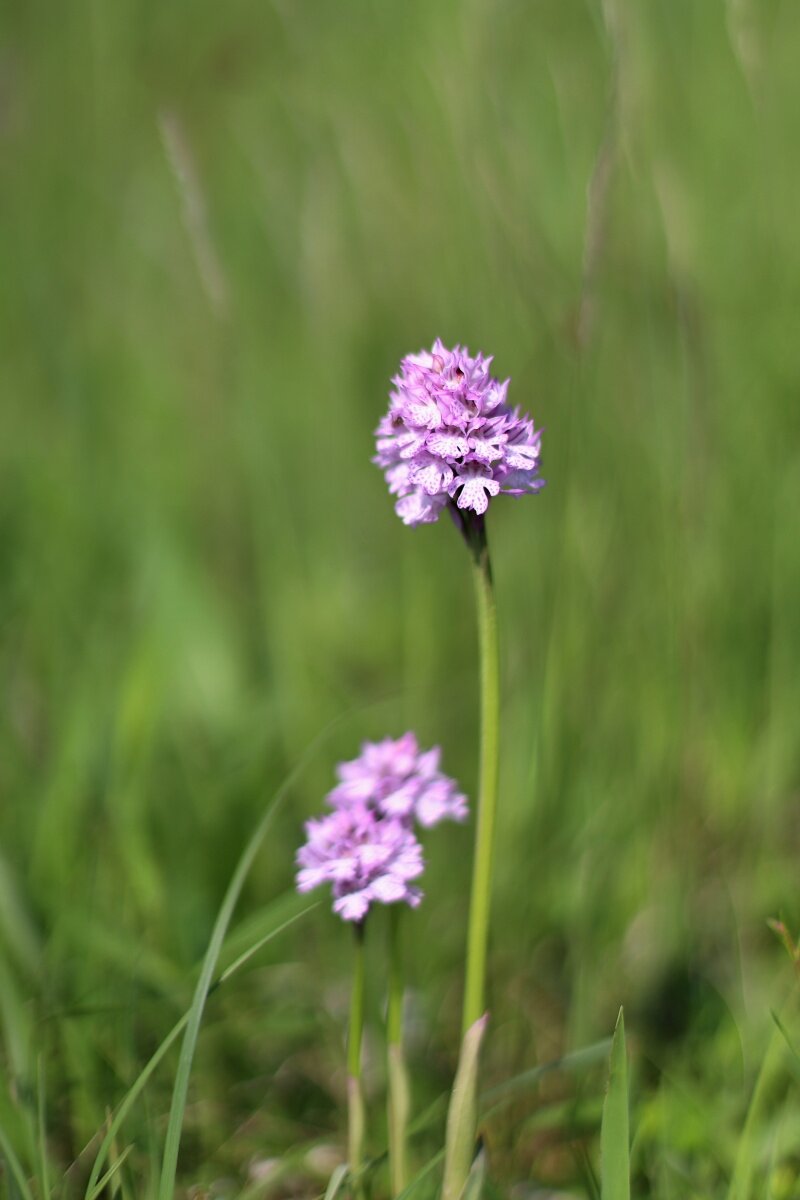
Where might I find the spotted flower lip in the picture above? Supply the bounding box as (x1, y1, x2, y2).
(295, 734, 467, 921)
(374, 339, 545, 526)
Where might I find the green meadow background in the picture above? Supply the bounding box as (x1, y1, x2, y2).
(2, 0, 800, 1195)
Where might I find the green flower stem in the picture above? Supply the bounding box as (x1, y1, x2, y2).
(387, 906, 410, 1196)
(348, 923, 366, 1198)
(387, 908, 404, 1050)
(462, 516, 500, 1035)
(443, 514, 500, 1199)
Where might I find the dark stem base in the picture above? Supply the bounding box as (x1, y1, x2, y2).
(448, 501, 493, 580)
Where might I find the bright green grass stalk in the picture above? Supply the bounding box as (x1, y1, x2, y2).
(156, 793, 284, 1200)
(600, 1010, 630, 1200)
(348, 922, 367, 1199)
(387, 906, 410, 1196)
(154, 718, 346, 1200)
(84, 901, 315, 1199)
(461, 515, 500, 1035)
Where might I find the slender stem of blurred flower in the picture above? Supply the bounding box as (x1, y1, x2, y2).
(462, 515, 499, 1034)
(387, 906, 410, 1196)
(387, 908, 404, 1048)
(348, 923, 366, 1198)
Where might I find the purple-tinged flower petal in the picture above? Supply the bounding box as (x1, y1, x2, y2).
(395, 490, 447, 526)
(426, 429, 469, 459)
(327, 734, 467, 831)
(501, 471, 547, 496)
(384, 462, 413, 496)
(415, 746, 441, 777)
(334, 891, 371, 921)
(410, 452, 454, 496)
(405, 395, 443, 429)
(503, 438, 541, 471)
(375, 341, 544, 525)
(449, 464, 500, 515)
(468, 430, 507, 463)
(416, 781, 469, 828)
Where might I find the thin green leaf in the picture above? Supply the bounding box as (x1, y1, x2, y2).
(772, 1009, 800, 1087)
(217, 891, 313, 972)
(84, 903, 312, 1199)
(481, 1037, 613, 1111)
(157, 729, 336, 1200)
(157, 820, 275, 1198)
(83, 1013, 185, 1200)
(86, 1144, 134, 1200)
(396, 1148, 446, 1200)
(407, 1092, 448, 1137)
(574, 1141, 600, 1200)
(36, 1055, 50, 1200)
(459, 1147, 486, 1200)
(0, 1120, 36, 1200)
(771, 1008, 800, 1063)
(600, 1008, 630, 1200)
(216, 901, 318, 987)
(322, 1162, 350, 1200)
(442, 1014, 488, 1200)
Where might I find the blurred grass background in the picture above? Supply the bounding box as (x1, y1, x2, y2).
(2, 0, 800, 1195)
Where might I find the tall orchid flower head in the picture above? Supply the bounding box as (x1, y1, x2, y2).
(295, 734, 467, 921)
(374, 339, 545, 526)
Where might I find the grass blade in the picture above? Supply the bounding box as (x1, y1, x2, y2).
(84, 903, 314, 1199)
(0, 1121, 36, 1200)
(157, 817, 274, 1199)
(460, 1147, 486, 1200)
(216, 900, 319, 986)
(481, 1037, 613, 1112)
(600, 1008, 629, 1200)
(36, 1055, 50, 1200)
(772, 1009, 800, 1085)
(87, 1144, 134, 1200)
(322, 1162, 349, 1200)
(84, 1015, 186, 1200)
(156, 715, 365, 1200)
(396, 1148, 446, 1200)
(156, 734, 335, 1200)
